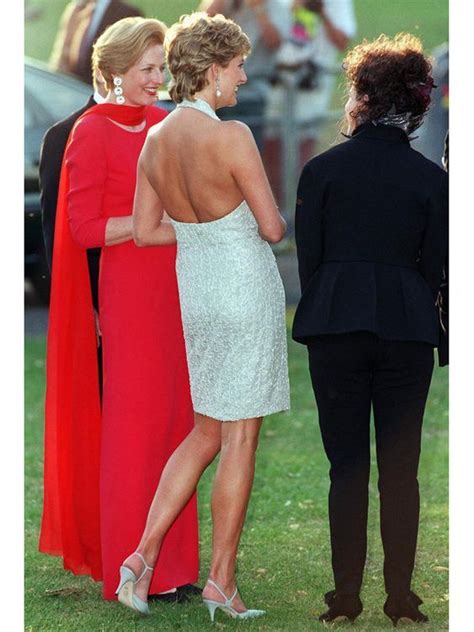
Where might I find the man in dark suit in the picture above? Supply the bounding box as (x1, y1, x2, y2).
(39, 73, 106, 398)
(49, 0, 143, 85)
(39, 72, 106, 310)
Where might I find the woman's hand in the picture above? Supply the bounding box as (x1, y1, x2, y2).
(227, 121, 286, 243)
(94, 309, 102, 348)
(104, 215, 133, 246)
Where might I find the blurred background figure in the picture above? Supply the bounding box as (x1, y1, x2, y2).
(412, 42, 449, 167)
(200, 0, 291, 149)
(437, 130, 449, 367)
(49, 0, 143, 85)
(264, 0, 356, 208)
(25, 0, 43, 22)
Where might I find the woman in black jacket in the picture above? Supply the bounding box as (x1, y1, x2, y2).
(293, 33, 448, 625)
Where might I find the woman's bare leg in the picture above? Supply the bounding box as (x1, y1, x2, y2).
(122, 413, 222, 599)
(202, 417, 263, 611)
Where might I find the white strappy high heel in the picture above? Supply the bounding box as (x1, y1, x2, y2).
(202, 578, 266, 622)
(116, 551, 154, 615)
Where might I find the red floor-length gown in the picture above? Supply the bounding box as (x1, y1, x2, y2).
(40, 103, 199, 599)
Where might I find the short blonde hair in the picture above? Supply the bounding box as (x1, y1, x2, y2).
(92, 17, 167, 91)
(164, 12, 251, 103)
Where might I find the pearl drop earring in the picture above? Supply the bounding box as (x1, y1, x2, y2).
(113, 76, 125, 104)
(215, 76, 222, 98)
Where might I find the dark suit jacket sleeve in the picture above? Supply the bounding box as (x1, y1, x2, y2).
(39, 123, 71, 272)
(295, 162, 325, 293)
(419, 173, 448, 298)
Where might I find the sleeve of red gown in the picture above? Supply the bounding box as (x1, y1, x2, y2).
(39, 113, 103, 580)
(66, 116, 108, 249)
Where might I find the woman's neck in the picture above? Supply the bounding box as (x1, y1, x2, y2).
(192, 91, 218, 111)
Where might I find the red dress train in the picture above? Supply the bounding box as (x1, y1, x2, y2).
(40, 104, 199, 599)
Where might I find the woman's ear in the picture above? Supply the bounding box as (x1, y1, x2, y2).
(210, 62, 221, 80)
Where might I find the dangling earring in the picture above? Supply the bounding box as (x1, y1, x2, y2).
(215, 76, 222, 98)
(113, 76, 125, 104)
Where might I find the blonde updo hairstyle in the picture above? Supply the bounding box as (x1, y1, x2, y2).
(92, 17, 167, 91)
(164, 12, 251, 103)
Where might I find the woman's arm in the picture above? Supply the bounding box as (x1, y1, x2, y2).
(133, 143, 176, 247)
(246, 0, 284, 50)
(319, 5, 351, 51)
(67, 118, 133, 248)
(104, 216, 133, 246)
(227, 121, 286, 243)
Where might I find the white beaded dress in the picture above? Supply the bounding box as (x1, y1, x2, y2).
(170, 98, 290, 421)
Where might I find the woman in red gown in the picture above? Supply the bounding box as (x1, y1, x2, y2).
(39, 17, 199, 600)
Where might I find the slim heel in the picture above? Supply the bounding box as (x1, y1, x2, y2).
(203, 600, 219, 622)
(116, 565, 136, 595)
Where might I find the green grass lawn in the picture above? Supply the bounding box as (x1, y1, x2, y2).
(25, 3, 448, 629)
(25, 318, 448, 631)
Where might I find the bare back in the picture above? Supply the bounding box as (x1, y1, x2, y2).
(144, 109, 246, 222)
(140, 106, 278, 228)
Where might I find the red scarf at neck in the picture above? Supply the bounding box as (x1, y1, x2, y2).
(85, 103, 147, 126)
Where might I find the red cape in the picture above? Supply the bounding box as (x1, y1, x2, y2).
(39, 104, 149, 579)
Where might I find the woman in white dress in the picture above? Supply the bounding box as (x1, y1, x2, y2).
(116, 12, 290, 621)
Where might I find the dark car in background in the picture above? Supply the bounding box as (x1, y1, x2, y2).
(25, 58, 91, 303)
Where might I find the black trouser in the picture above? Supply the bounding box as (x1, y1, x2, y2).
(307, 332, 434, 596)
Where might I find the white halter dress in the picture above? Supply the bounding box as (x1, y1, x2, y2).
(170, 98, 290, 421)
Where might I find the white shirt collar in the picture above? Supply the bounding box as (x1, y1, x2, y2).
(93, 90, 106, 104)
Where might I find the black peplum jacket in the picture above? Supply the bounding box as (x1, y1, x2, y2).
(292, 122, 448, 347)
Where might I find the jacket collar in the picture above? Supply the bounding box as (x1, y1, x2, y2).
(351, 122, 410, 145)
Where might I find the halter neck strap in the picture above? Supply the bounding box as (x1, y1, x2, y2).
(177, 98, 220, 121)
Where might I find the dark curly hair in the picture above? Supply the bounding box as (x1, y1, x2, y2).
(343, 33, 434, 134)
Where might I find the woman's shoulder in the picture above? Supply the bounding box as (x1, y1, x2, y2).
(70, 112, 108, 140)
(217, 119, 256, 152)
(302, 141, 349, 175)
(220, 118, 252, 136)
